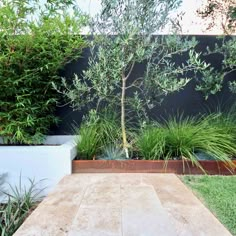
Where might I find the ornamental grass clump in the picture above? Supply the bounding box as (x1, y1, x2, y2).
(76, 124, 99, 160)
(165, 115, 236, 164)
(208, 105, 236, 142)
(75, 110, 122, 160)
(135, 124, 166, 160)
(136, 113, 236, 169)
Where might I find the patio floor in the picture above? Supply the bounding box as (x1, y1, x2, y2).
(14, 174, 232, 236)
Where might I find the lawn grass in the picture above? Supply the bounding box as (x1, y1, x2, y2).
(182, 175, 236, 236)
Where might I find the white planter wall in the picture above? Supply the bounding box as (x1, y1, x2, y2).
(0, 136, 77, 201)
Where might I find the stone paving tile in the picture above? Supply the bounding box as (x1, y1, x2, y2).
(68, 208, 122, 236)
(14, 180, 87, 236)
(121, 185, 176, 236)
(84, 173, 142, 186)
(80, 185, 121, 209)
(142, 174, 232, 236)
(14, 173, 232, 236)
(88, 174, 121, 186)
(13, 196, 82, 236)
(121, 185, 161, 208)
(118, 173, 142, 185)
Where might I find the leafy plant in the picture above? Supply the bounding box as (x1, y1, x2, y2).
(94, 109, 122, 148)
(0, 177, 44, 236)
(164, 115, 236, 163)
(135, 125, 166, 160)
(136, 114, 236, 170)
(0, 0, 87, 144)
(57, 0, 213, 158)
(76, 109, 122, 160)
(206, 105, 236, 141)
(97, 144, 127, 160)
(76, 123, 99, 160)
(195, 36, 236, 97)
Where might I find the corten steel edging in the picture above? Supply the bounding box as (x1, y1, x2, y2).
(72, 160, 236, 175)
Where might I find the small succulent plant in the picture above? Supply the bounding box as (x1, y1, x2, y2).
(98, 145, 127, 160)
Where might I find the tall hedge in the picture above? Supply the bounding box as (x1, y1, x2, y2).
(0, 0, 86, 144)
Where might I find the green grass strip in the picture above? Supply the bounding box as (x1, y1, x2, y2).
(182, 175, 236, 236)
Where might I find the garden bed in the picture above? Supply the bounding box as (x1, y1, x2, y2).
(72, 159, 236, 175)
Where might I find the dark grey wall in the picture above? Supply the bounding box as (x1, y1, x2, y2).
(50, 35, 236, 134)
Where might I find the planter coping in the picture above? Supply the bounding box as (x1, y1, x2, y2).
(0, 135, 77, 146)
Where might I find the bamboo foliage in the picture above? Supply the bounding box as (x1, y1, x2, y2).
(0, 0, 86, 144)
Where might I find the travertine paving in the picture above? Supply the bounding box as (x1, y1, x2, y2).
(14, 174, 232, 236)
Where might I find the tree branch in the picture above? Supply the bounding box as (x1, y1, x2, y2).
(224, 68, 236, 77)
(125, 62, 135, 80)
(126, 77, 143, 90)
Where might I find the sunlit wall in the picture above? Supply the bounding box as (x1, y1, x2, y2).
(77, 0, 228, 35)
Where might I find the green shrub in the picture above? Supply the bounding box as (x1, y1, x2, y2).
(136, 114, 236, 169)
(0, 0, 87, 144)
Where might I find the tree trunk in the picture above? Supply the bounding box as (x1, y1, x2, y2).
(121, 72, 129, 158)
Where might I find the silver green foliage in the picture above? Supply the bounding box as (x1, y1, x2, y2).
(229, 81, 236, 93)
(58, 0, 212, 120)
(196, 37, 236, 97)
(98, 145, 127, 160)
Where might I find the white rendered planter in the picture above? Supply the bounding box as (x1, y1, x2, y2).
(0, 135, 77, 200)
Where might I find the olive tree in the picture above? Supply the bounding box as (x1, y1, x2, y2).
(58, 0, 212, 158)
